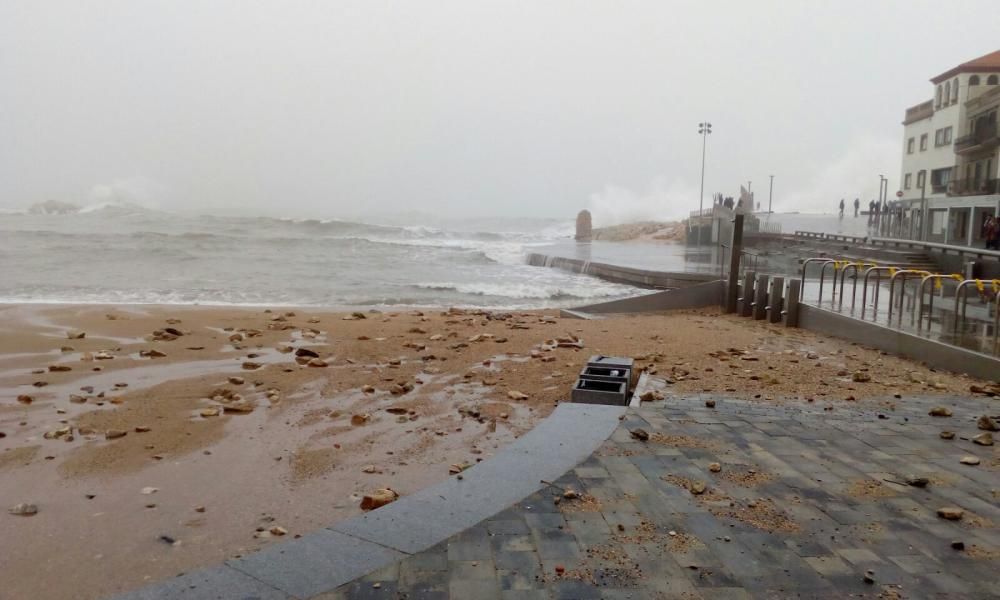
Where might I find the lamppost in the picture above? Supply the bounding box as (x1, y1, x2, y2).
(768, 175, 774, 214)
(697, 121, 712, 246)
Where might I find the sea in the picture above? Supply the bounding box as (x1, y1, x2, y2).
(0, 203, 643, 309)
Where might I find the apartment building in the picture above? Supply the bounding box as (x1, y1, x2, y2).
(896, 50, 1000, 246)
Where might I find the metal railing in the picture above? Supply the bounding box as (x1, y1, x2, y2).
(800, 257, 1000, 354)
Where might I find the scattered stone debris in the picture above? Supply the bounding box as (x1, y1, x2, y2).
(937, 507, 964, 520)
(940, 431, 956, 440)
(16, 395, 33, 405)
(360, 488, 398, 510)
(905, 476, 929, 488)
(629, 429, 650, 442)
(105, 429, 127, 440)
(852, 371, 871, 383)
(708, 462, 722, 473)
(977, 415, 999, 431)
(959, 456, 981, 466)
(928, 407, 952, 417)
(705, 399, 716, 408)
(972, 433, 994, 446)
(8, 503, 38, 516)
(507, 390, 529, 401)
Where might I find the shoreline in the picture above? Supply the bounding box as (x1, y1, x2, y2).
(0, 303, 989, 599)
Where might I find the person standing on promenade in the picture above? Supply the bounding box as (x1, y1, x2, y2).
(854, 198, 860, 217)
(984, 215, 999, 250)
(839, 198, 845, 218)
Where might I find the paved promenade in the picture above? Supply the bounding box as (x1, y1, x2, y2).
(327, 394, 999, 599)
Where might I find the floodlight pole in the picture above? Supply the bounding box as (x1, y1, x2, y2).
(697, 121, 712, 246)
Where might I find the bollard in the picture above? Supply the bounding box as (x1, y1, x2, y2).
(767, 276, 784, 323)
(752, 274, 769, 320)
(740, 271, 756, 317)
(784, 279, 801, 327)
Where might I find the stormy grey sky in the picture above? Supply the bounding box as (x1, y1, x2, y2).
(1, 1, 997, 224)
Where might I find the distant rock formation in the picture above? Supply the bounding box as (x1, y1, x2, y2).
(28, 200, 80, 215)
(575, 210, 592, 241)
(592, 221, 686, 243)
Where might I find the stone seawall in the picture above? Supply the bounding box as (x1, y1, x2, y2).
(525, 252, 717, 289)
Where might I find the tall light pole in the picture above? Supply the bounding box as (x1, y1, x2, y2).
(768, 175, 774, 214)
(697, 121, 712, 246)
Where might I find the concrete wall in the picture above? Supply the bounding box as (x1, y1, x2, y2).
(525, 253, 717, 289)
(798, 303, 999, 380)
(561, 280, 724, 317)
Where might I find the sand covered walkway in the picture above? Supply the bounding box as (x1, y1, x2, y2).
(0, 304, 992, 598)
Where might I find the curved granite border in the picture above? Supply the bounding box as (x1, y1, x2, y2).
(111, 402, 625, 600)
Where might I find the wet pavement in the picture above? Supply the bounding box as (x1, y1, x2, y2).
(326, 394, 1000, 599)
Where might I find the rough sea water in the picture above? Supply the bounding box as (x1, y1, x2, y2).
(0, 203, 643, 308)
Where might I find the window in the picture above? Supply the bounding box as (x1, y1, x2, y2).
(934, 126, 953, 146)
(936, 85, 943, 108)
(917, 170, 926, 189)
(970, 75, 980, 86)
(904, 173, 912, 189)
(907, 137, 915, 153)
(944, 81, 951, 104)
(920, 133, 928, 150)
(952, 77, 959, 102)
(931, 168, 952, 192)
(988, 75, 999, 85)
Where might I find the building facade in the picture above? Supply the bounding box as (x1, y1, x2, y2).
(895, 50, 1000, 246)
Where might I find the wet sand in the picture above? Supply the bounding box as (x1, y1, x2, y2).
(0, 303, 989, 599)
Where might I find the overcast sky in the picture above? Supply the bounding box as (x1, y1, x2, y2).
(2, 1, 998, 224)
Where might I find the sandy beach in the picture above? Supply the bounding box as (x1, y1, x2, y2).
(0, 303, 989, 599)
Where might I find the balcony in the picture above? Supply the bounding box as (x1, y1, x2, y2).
(947, 177, 1000, 196)
(955, 121, 999, 154)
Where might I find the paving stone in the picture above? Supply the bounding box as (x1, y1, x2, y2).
(111, 565, 290, 600)
(228, 530, 404, 599)
(311, 395, 1000, 600)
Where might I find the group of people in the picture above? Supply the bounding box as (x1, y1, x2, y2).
(984, 214, 1000, 250)
(715, 195, 742, 210)
(837, 197, 889, 220)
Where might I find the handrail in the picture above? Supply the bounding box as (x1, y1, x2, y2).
(837, 261, 878, 311)
(860, 266, 898, 319)
(995, 290, 1000, 355)
(887, 270, 930, 323)
(914, 274, 963, 330)
(867, 237, 1000, 260)
(799, 258, 836, 300)
(954, 279, 1000, 332)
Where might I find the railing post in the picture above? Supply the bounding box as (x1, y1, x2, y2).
(740, 271, 755, 317)
(752, 274, 770, 320)
(767, 276, 784, 323)
(785, 279, 801, 327)
(725, 214, 744, 314)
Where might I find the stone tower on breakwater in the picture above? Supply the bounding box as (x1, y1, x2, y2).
(575, 210, 592, 241)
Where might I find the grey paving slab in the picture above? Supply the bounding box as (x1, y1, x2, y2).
(228, 529, 404, 599)
(332, 403, 624, 554)
(110, 565, 290, 600)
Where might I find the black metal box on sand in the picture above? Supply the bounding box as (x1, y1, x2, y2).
(570, 355, 634, 406)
